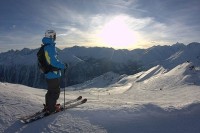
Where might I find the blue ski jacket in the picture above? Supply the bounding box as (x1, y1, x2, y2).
(42, 37, 65, 79)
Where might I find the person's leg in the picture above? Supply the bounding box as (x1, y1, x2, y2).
(45, 78, 60, 113)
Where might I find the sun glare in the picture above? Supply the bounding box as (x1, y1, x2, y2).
(98, 15, 137, 49)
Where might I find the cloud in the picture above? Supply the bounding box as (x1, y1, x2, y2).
(49, 0, 199, 49)
(10, 25, 16, 29)
(0, 0, 199, 52)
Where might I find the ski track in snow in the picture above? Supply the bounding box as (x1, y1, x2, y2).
(1, 62, 200, 133)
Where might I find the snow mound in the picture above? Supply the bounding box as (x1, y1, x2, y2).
(119, 62, 200, 92)
(70, 62, 200, 96)
(69, 72, 125, 90)
(136, 65, 167, 82)
(166, 62, 200, 85)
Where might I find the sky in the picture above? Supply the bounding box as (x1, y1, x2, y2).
(0, 0, 200, 52)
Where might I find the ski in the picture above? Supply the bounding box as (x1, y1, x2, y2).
(64, 96, 82, 105)
(20, 96, 82, 120)
(65, 98, 87, 109)
(19, 96, 85, 124)
(20, 98, 87, 124)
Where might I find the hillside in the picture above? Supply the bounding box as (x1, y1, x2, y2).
(1, 62, 200, 133)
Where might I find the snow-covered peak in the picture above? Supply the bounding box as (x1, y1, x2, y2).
(0, 48, 37, 65)
(173, 42, 185, 47)
(165, 42, 200, 69)
(0, 42, 199, 67)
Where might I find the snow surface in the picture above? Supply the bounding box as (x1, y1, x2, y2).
(1, 62, 200, 133)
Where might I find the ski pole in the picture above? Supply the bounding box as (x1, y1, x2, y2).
(63, 69, 66, 109)
(63, 63, 69, 110)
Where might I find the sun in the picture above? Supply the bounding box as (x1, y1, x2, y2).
(98, 15, 137, 49)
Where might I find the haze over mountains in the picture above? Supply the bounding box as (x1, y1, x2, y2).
(0, 42, 199, 88)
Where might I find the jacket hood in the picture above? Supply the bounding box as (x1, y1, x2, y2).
(42, 37, 56, 46)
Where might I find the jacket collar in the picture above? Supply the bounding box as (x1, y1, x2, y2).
(42, 37, 55, 46)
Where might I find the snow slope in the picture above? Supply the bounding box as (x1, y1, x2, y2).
(0, 83, 106, 133)
(1, 62, 200, 133)
(68, 72, 126, 90)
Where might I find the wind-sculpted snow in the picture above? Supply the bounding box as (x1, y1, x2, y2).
(135, 65, 167, 82)
(0, 60, 200, 133)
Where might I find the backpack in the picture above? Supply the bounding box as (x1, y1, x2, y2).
(37, 44, 59, 74)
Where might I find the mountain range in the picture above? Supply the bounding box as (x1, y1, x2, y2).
(0, 42, 199, 88)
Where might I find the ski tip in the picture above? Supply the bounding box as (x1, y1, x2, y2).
(77, 96, 82, 100)
(82, 99, 87, 103)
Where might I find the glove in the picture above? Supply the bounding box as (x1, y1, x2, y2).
(63, 63, 68, 74)
(64, 63, 69, 71)
(65, 63, 69, 69)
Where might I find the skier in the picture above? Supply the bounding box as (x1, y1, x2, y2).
(41, 30, 66, 115)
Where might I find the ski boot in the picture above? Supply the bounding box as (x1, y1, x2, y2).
(55, 104, 64, 112)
